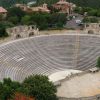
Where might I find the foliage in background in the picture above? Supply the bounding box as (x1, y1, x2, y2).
(74, 7, 100, 17)
(1, 0, 100, 9)
(5, 7, 67, 30)
(0, 23, 9, 37)
(83, 17, 99, 23)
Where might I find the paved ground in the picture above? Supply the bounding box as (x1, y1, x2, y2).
(57, 71, 100, 98)
(65, 14, 84, 29)
(39, 30, 84, 35)
(49, 70, 82, 82)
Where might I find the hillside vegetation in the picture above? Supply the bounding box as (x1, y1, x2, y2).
(36, 0, 100, 8)
(0, 0, 100, 8)
(0, 75, 57, 100)
(68, 0, 100, 8)
(0, 0, 34, 8)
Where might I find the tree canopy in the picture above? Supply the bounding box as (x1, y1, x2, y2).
(0, 78, 22, 100)
(6, 7, 67, 30)
(83, 17, 99, 23)
(96, 57, 100, 68)
(0, 75, 57, 100)
(0, 23, 8, 37)
(22, 75, 57, 100)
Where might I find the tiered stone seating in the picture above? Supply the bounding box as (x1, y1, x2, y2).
(0, 34, 100, 82)
(76, 35, 100, 70)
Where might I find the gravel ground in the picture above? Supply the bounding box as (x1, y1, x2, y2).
(57, 72, 100, 98)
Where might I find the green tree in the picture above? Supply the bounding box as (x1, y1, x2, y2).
(0, 15, 3, 21)
(8, 16, 19, 24)
(49, 13, 66, 28)
(7, 7, 26, 23)
(88, 9, 97, 16)
(74, 7, 83, 14)
(0, 78, 22, 100)
(96, 9, 100, 17)
(21, 15, 31, 25)
(22, 75, 58, 100)
(96, 57, 100, 68)
(0, 75, 58, 100)
(31, 13, 50, 30)
(0, 24, 8, 37)
(83, 17, 98, 23)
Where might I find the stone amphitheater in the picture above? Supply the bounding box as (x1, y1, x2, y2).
(0, 33, 100, 99)
(0, 34, 100, 81)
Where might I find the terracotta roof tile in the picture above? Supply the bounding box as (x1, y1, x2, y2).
(0, 7, 7, 13)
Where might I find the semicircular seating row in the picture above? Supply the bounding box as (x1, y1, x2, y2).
(0, 34, 100, 82)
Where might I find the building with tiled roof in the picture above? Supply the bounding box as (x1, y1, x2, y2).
(53, 0, 76, 14)
(15, 3, 50, 13)
(31, 3, 50, 13)
(0, 7, 7, 18)
(0, 7, 7, 13)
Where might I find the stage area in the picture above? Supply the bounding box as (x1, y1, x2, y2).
(57, 71, 100, 98)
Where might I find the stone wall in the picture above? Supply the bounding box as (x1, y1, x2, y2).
(6, 25, 39, 39)
(84, 23, 100, 34)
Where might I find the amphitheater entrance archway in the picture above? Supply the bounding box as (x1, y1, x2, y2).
(16, 34, 21, 39)
(29, 32, 34, 37)
(88, 30, 94, 34)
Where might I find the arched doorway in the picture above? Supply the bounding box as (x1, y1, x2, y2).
(29, 32, 34, 37)
(88, 30, 94, 34)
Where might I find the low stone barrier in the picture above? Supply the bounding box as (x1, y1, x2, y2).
(59, 94, 100, 100)
(60, 71, 89, 83)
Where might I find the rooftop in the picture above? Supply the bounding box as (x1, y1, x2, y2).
(0, 7, 7, 13)
(56, 0, 70, 5)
